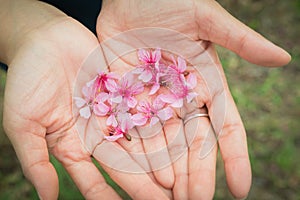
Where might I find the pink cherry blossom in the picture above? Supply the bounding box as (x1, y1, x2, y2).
(107, 72, 144, 109)
(105, 101, 121, 127)
(169, 56, 189, 86)
(74, 85, 94, 119)
(159, 73, 198, 108)
(138, 48, 161, 64)
(74, 96, 91, 119)
(118, 112, 135, 131)
(74, 84, 110, 119)
(137, 54, 197, 100)
(104, 112, 134, 141)
(104, 126, 125, 141)
(93, 92, 110, 116)
(133, 48, 161, 82)
(76, 48, 199, 143)
(148, 70, 164, 95)
(156, 66, 184, 96)
(132, 97, 173, 126)
(170, 56, 187, 74)
(106, 111, 118, 127)
(87, 71, 119, 94)
(148, 64, 182, 95)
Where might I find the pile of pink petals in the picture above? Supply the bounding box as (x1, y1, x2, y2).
(74, 48, 198, 141)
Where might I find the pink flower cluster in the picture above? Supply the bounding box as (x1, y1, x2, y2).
(74, 48, 198, 141)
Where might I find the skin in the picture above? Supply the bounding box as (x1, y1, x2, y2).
(0, 0, 291, 199)
(1, 0, 169, 199)
(96, 0, 291, 199)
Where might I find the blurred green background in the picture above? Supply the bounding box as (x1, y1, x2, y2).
(0, 0, 299, 199)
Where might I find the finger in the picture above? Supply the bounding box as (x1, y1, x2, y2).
(94, 115, 170, 199)
(212, 90, 251, 199)
(3, 114, 59, 200)
(137, 123, 175, 189)
(93, 140, 169, 200)
(117, 127, 173, 198)
(196, 0, 291, 67)
(117, 128, 152, 173)
(184, 113, 217, 200)
(87, 101, 172, 199)
(72, 97, 169, 199)
(108, 135, 173, 199)
(163, 118, 188, 200)
(195, 47, 251, 199)
(50, 128, 121, 199)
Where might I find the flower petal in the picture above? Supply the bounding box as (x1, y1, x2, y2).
(131, 82, 144, 94)
(79, 106, 91, 119)
(157, 107, 173, 121)
(95, 92, 109, 102)
(159, 94, 177, 104)
(111, 95, 122, 103)
(186, 92, 198, 103)
(132, 113, 148, 126)
(138, 49, 150, 63)
(107, 114, 118, 127)
(93, 103, 109, 116)
(152, 96, 165, 110)
(187, 73, 197, 89)
(179, 74, 186, 83)
(123, 72, 136, 86)
(127, 96, 137, 108)
(152, 48, 161, 62)
(132, 67, 144, 74)
(116, 101, 129, 112)
(137, 100, 149, 113)
(104, 134, 124, 142)
(139, 70, 152, 82)
(118, 112, 134, 131)
(73, 97, 86, 108)
(105, 79, 118, 92)
(150, 116, 160, 126)
(171, 98, 183, 108)
(177, 57, 187, 72)
(149, 83, 160, 95)
(82, 85, 93, 98)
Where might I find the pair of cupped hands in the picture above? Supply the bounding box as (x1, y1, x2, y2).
(2, 0, 290, 199)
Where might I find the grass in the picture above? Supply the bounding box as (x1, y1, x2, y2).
(1, 0, 300, 199)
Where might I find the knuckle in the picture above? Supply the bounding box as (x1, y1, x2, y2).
(84, 181, 110, 199)
(219, 121, 244, 140)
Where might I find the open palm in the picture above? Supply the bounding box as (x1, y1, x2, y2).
(3, 15, 167, 200)
(96, 0, 291, 199)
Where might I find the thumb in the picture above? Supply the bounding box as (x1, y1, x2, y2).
(196, 0, 291, 67)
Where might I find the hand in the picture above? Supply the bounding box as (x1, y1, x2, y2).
(97, 0, 290, 67)
(2, 1, 169, 199)
(96, 0, 291, 199)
